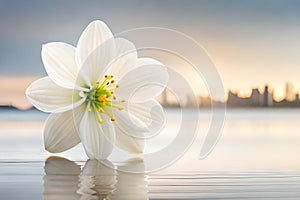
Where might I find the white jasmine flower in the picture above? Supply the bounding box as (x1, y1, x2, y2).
(26, 20, 168, 159)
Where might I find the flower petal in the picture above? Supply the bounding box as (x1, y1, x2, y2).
(114, 119, 145, 154)
(26, 77, 85, 113)
(77, 38, 116, 86)
(114, 58, 168, 103)
(76, 20, 113, 68)
(41, 42, 83, 90)
(44, 106, 85, 153)
(105, 38, 137, 80)
(77, 37, 136, 87)
(79, 110, 115, 159)
(126, 99, 165, 135)
(113, 100, 165, 154)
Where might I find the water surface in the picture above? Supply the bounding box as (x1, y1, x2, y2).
(1, 108, 300, 199)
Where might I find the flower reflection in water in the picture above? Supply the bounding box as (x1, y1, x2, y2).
(111, 158, 148, 200)
(44, 156, 81, 200)
(43, 157, 148, 200)
(78, 159, 117, 199)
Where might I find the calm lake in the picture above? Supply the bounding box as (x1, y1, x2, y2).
(0, 108, 300, 199)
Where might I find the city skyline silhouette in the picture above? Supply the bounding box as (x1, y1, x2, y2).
(160, 82, 300, 108)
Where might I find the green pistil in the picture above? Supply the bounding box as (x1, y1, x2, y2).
(84, 75, 124, 122)
(85, 85, 111, 110)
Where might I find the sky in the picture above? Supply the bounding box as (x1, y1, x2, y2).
(1, 0, 300, 107)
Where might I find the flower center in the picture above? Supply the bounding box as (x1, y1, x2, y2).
(82, 75, 125, 123)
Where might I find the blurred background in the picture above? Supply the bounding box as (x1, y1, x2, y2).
(1, 0, 300, 109)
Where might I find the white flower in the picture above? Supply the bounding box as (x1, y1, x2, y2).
(26, 20, 168, 159)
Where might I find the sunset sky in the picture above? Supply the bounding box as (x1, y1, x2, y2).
(1, 0, 300, 107)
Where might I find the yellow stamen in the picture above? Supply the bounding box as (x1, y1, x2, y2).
(121, 99, 126, 103)
(98, 94, 107, 104)
(110, 104, 123, 110)
(98, 119, 103, 124)
(100, 75, 115, 87)
(87, 74, 121, 117)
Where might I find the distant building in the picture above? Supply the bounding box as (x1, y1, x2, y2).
(158, 89, 180, 108)
(227, 85, 273, 107)
(198, 96, 212, 107)
(296, 94, 300, 103)
(263, 85, 273, 107)
(252, 88, 263, 106)
(274, 92, 300, 107)
(285, 82, 295, 102)
(159, 83, 300, 108)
